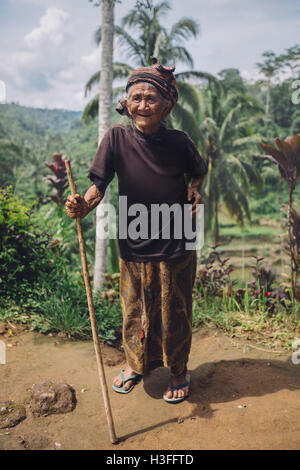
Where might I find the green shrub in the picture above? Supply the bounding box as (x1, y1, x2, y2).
(0, 187, 54, 303)
(0, 189, 123, 342)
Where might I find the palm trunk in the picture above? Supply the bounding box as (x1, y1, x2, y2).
(214, 192, 219, 245)
(93, 0, 114, 292)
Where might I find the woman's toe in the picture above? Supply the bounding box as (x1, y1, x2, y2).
(113, 375, 122, 387)
(123, 380, 132, 391)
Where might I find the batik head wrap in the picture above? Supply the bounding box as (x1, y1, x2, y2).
(116, 57, 178, 116)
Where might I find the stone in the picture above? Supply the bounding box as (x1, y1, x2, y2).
(29, 381, 76, 417)
(0, 323, 8, 335)
(0, 401, 26, 429)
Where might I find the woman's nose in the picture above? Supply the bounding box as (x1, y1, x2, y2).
(138, 99, 148, 110)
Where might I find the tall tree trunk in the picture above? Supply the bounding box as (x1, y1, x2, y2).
(214, 191, 219, 245)
(94, 0, 114, 292)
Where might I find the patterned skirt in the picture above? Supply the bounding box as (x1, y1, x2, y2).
(119, 250, 197, 377)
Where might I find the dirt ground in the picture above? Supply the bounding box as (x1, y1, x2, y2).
(0, 322, 300, 450)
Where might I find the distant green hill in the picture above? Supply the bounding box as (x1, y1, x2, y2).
(0, 102, 124, 194)
(0, 104, 85, 188)
(0, 103, 82, 140)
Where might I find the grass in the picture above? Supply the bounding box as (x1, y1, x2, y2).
(218, 224, 278, 240)
(192, 287, 300, 351)
(1, 211, 298, 351)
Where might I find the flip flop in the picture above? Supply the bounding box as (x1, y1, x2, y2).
(163, 374, 191, 404)
(112, 369, 142, 394)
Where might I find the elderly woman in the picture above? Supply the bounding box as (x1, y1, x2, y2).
(66, 58, 207, 403)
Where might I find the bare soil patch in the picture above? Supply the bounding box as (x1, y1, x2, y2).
(0, 323, 299, 450)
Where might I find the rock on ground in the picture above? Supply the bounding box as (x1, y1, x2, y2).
(0, 401, 26, 429)
(29, 381, 76, 417)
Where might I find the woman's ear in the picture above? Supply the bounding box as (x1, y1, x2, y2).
(124, 97, 132, 117)
(163, 100, 173, 117)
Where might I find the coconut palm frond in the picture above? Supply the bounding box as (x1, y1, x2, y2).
(239, 159, 264, 190)
(85, 71, 101, 97)
(121, 9, 150, 29)
(169, 18, 200, 41)
(218, 165, 251, 226)
(82, 94, 99, 125)
(153, 1, 171, 16)
(223, 93, 264, 116)
(84, 64, 133, 97)
(222, 154, 250, 193)
(115, 26, 145, 65)
(113, 86, 126, 102)
(121, 1, 170, 29)
(94, 26, 101, 45)
(161, 46, 194, 68)
(261, 165, 280, 185)
(200, 117, 220, 145)
(171, 102, 201, 146)
(233, 135, 263, 148)
(177, 81, 202, 119)
(219, 104, 242, 143)
(176, 71, 223, 95)
(113, 62, 134, 78)
(152, 31, 164, 59)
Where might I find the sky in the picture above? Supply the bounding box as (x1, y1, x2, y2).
(0, 0, 299, 111)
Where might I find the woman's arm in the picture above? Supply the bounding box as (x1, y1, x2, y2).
(187, 176, 205, 216)
(65, 184, 104, 219)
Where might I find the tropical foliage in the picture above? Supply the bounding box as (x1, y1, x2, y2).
(0, 1, 299, 345)
(261, 134, 300, 299)
(83, 0, 220, 142)
(196, 81, 264, 242)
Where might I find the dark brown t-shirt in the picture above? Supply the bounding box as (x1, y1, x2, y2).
(88, 123, 207, 262)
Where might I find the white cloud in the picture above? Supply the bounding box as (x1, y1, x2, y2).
(1, 8, 72, 94)
(1, 2, 102, 109)
(25, 8, 69, 48)
(2, 0, 299, 110)
(241, 69, 265, 84)
(81, 48, 100, 72)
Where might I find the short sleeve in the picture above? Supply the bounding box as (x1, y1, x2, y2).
(183, 133, 208, 178)
(88, 127, 115, 194)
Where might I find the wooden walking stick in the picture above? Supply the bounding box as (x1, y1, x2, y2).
(63, 156, 119, 445)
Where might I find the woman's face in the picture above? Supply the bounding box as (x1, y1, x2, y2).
(125, 83, 171, 134)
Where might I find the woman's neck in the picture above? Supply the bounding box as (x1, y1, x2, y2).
(133, 121, 161, 135)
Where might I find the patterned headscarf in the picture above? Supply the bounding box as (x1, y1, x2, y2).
(116, 57, 178, 116)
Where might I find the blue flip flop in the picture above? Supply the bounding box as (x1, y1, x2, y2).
(112, 369, 142, 394)
(163, 374, 191, 404)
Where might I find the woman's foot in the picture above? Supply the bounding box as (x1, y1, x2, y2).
(164, 374, 190, 401)
(113, 366, 139, 392)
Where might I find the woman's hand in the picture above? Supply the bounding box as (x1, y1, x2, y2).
(187, 187, 203, 216)
(65, 194, 89, 219)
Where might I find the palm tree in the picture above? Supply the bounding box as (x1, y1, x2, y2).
(256, 50, 282, 116)
(197, 82, 265, 243)
(83, 0, 220, 146)
(83, 0, 222, 277)
(88, 0, 116, 291)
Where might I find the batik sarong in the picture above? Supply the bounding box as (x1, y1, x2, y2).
(119, 250, 197, 377)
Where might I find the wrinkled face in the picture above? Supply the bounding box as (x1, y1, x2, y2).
(125, 82, 172, 134)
